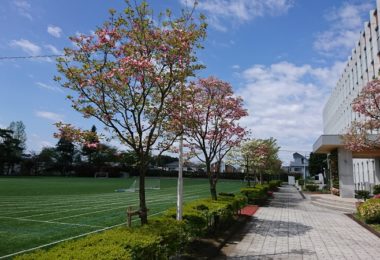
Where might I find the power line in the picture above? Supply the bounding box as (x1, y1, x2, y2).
(0, 54, 64, 61)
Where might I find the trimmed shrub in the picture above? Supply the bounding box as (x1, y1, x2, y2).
(268, 180, 282, 191)
(298, 179, 305, 186)
(358, 198, 380, 224)
(218, 192, 235, 197)
(373, 184, 380, 195)
(164, 195, 247, 236)
(240, 185, 269, 205)
(305, 184, 318, 192)
(355, 190, 371, 201)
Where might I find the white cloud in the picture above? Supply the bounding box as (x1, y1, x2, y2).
(10, 39, 41, 55)
(47, 25, 62, 38)
(35, 111, 64, 122)
(238, 61, 344, 163)
(314, 2, 373, 56)
(35, 82, 63, 93)
(44, 44, 62, 55)
(232, 65, 240, 70)
(28, 134, 54, 152)
(13, 0, 32, 20)
(180, 0, 293, 31)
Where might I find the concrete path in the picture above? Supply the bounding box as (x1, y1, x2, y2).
(219, 185, 380, 259)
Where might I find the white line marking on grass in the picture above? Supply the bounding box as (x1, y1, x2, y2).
(47, 193, 200, 222)
(0, 216, 104, 228)
(18, 200, 136, 219)
(0, 181, 209, 204)
(8, 191, 178, 219)
(0, 210, 165, 260)
(0, 196, 133, 209)
(0, 190, 202, 220)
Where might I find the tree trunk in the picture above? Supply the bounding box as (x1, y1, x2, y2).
(207, 162, 217, 200)
(138, 161, 148, 225)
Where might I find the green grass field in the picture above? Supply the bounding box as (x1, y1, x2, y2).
(0, 177, 244, 258)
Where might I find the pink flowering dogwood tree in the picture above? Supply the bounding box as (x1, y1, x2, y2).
(54, 1, 206, 224)
(343, 79, 380, 151)
(182, 77, 248, 200)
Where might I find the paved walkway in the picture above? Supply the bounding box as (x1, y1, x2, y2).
(219, 185, 380, 259)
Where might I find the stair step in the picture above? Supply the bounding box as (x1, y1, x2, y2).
(311, 200, 356, 213)
(311, 197, 356, 208)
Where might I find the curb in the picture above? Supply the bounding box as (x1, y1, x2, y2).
(298, 190, 306, 199)
(345, 214, 380, 238)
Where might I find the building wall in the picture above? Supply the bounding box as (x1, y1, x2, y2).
(323, 0, 380, 190)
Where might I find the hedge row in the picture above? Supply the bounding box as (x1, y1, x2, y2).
(15, 218, 187, 260)
(16, 181, 282, 259)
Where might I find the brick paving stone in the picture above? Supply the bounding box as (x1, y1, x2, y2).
(219, 185, 380, 259)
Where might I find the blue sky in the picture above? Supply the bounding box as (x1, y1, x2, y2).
(0, 0, 375, 163)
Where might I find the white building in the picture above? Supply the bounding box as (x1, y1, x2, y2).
(313, 0, 380, 197)
(282, 153, 309, 178)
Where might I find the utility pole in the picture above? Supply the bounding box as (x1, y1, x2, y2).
(176, 135, 183, 220)
(303, 154, 307, 180)
(177, 84, 184, 221)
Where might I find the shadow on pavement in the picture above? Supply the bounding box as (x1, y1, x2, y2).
(251, 219, 313, 237)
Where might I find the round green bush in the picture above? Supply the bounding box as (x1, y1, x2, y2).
(358, 198, 380, 224)
(305, 184, 318, 192)
(373, 184, 380, 195)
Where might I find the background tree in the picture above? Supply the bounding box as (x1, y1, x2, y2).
(228, 138, 280, 185)
(8, 121, 27, 152)
(56, 136, 75, 176)
(226, 142, 254, 186)
(308, 152, 327, 176)
(37, 147, 59, 174)
(253, 138, 280, 183)
(150, 154, 178, 168)
(92, 143, 119, 169)
(0, 128, 22, 175)
(343, 79, 380, 151)
(183, 77, 247, 200)
(54, 1, 206, 224)
(82, 125, 99, 164)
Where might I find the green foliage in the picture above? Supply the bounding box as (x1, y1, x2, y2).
(0, 128, 23, 174)
(355, 190, 371, 201)
(240, 184, 269, 205)
(308, 152, 327, 176)
(328, 151, 339, 188)
(164, 195, 247, 236)
(268, 180, 282, 191)
(298, 179, 305, 186)
(305, 184, 318, 192)
(358, 198, 380, 224)
(150, 155, 178, 167)
(373, 184, 380, 195)
(15, 218, 189, 260)
(218, 192, 235, 197)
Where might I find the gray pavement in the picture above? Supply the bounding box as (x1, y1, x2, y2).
(219, 185, 380, 259)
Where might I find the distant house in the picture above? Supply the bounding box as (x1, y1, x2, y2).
(282, 153, 309, 177)
(164, 161, 200, 172)
(211, 161, 237, 173)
